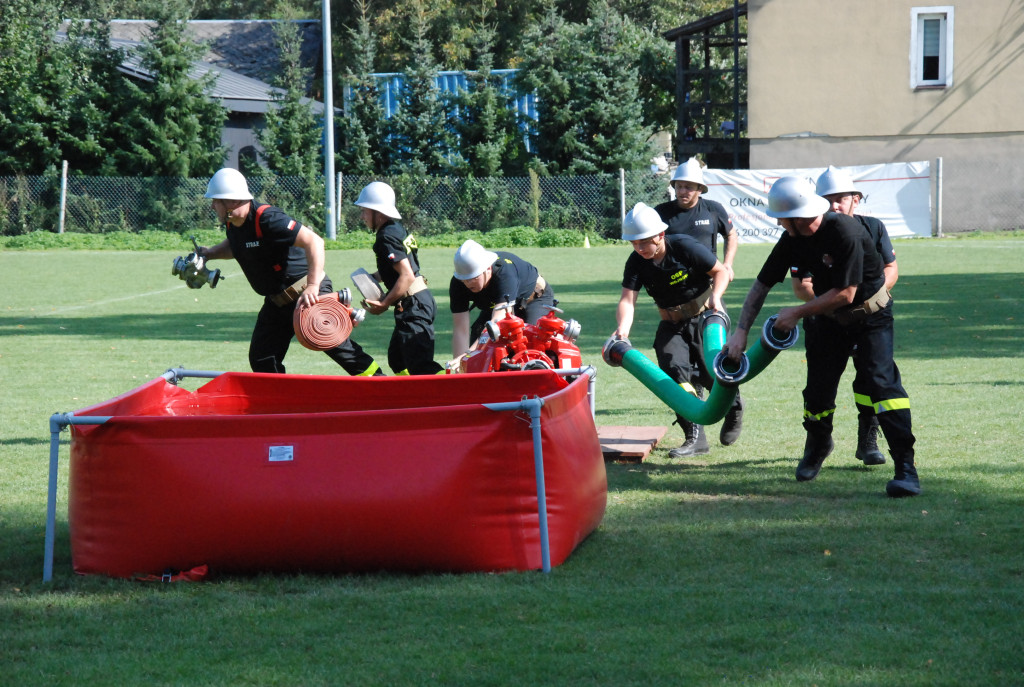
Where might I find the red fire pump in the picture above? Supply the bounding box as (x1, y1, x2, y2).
(456, 307, 583, 374)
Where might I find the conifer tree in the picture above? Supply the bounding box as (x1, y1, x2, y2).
(0, 0, 65, 174)
(258, 20, 323, 180)
(59, 17, 135, 175)
(0, 1, 127, 175)
(338, 0, 389, 176)
(256, 19, 326, 215)
(385, 0, 458, 175)
(515, 0, 652, 175)
(513, 1, 573, 174)
(453, 1, 526, 177)
(110, 0, 226, 178)
(563, 2, 651, 174)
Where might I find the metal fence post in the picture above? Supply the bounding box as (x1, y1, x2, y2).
(322, 0, 337, 240)
(337, 171, 343, 231)
(934, 157, 943, 237)
(58, 160, 68, 234)
(619, 168, 626, 220)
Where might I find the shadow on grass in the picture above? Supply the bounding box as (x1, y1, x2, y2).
(542, 271, 1024, 361)
(5, 273, 1018, 361)
(603, 455, 1023, 501)
(0, 437, 51, 446)
(0, 310, 399, 353)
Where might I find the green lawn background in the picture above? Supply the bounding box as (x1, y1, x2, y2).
(1, 237, 1022, 685)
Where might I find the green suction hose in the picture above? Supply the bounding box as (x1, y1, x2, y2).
(603, 313, 799, 425)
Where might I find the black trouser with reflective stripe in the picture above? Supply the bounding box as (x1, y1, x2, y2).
(389, 290, 443, 375)
(802, 305, 915, 459)
(249, 276, 379, 376)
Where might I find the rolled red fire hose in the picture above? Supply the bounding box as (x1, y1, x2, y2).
(294, 294, 354, 351)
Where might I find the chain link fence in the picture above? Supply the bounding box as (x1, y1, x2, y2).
(0, 171, 683, 239)
(4, 165, 1001, 239)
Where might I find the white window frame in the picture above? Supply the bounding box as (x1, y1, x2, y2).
(910, 6, 954, 89)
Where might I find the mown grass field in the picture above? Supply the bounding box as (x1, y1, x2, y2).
(1, 236, 1022, 685)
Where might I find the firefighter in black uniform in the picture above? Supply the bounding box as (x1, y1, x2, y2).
(355, 181, 443, 375)
(613, 202, 730, 458)
(198, 168, 381, 376)
(448, 239, 555, 358)
(654, 157, 744, 449)
(724, 176, 920, 497)
(788, 166, 901, 467)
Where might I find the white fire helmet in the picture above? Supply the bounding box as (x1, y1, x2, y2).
(670, 157, 708, 194)
(766, 176, 831, 219)
(815, 165, 862, 198)
(354, 181, 401, 219)
(621, 202, 668, 241)
(205, 168, 253, 200)
(453, 239, 498, 280)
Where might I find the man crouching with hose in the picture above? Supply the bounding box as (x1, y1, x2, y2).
(197, 168, 383, 376)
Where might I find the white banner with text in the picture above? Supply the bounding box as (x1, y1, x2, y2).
(698, 161, 932, 243)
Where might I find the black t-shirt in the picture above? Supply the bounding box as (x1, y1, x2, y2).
(225, 201, 307, 296)
(654, 197, 732, 255)
(372, 219, 421, 291)
(622, 234, 717, 309)
(761, 212, 884, 302)
(792, 214, 895, 280)
(449, 251, 539, 313)
(858, 215, 896, 265)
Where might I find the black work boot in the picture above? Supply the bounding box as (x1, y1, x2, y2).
(886, 460, 921, 497)
(855, 413, 886, 465)
(669, 421, 709, 458)
(720, 394, 744, 446)
(794, 432, 835, 481)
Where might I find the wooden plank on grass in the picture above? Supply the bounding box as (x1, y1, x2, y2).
(598, 426, 668, 463)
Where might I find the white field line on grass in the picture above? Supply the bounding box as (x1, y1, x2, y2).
(12, 271, 242, 315)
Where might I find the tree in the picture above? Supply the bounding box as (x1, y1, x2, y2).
(109, 0, 226, 178)
(0, 0, 128, 175)
(257, 20, 323, 180)
(337, 0, 390, 176)
(513, 2, 572, 174)
(452, 1, 527, 177)
(515, 0, 652, 175)
(561, 2, 652, 174)
(385, 0, 458, 175)
(256, 19, 326, 215)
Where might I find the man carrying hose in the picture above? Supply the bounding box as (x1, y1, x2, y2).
(656, 157, 745, 446)
(355, 181, 443, 375)
(198, 168, 382, 376)
(789, 166, 900, 468)
(613, 202, 731, 458)
(723, 176, 920, 497)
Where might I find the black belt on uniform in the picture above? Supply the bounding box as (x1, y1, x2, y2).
(658, 285, 713, 323)
(269, 276, 308, 307)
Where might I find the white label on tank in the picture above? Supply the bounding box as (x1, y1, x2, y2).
(268, 445, 294, 462)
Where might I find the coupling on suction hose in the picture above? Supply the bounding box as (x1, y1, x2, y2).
(700, 308, 731, 332)
(711, 314, 799, 386)
(601, 336, 632, 367)
(712, 348, 751, 386)
(759, 314, 800, 351)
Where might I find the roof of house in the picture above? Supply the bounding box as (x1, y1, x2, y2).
(57, 20, 327, 115)
(105, 19, 322, 86)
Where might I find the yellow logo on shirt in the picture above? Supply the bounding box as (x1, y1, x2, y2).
(669, 270, 689, 286)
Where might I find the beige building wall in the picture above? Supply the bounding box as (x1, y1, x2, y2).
(746, 0, 1024, 232)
